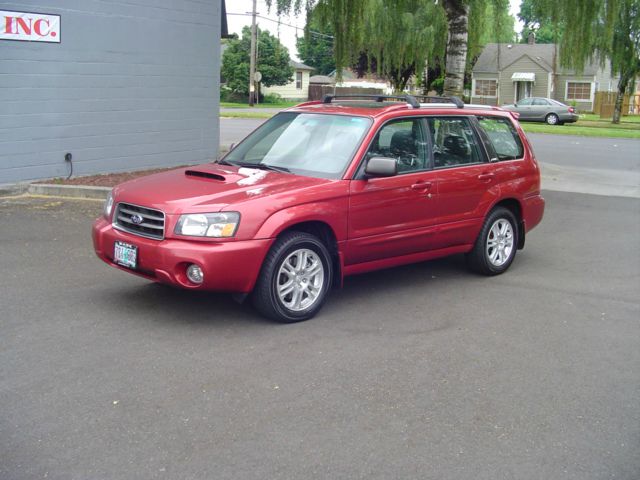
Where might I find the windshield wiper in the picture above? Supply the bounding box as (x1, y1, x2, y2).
(226, 161, 290, 173)
(250, 163, 291, 173)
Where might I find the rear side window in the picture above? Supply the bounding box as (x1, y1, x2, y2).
(428, 117, 484, 168)
(476, 117, 524, 161)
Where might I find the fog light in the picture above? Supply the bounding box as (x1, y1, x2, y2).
(186, 264, 204, 284)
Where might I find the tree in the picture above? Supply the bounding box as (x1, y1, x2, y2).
(526, 0, 640, 123)
(222, 26, 294, 96)
(267, 0, 512, 98)
(517, 0, 561, 44)
(296, 15, 336, 75)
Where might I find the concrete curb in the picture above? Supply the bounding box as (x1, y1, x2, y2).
(28, 184, 112, 200)
(0, 183, 29, 197)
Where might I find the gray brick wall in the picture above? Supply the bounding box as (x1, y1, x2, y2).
(1, 1, 222, 183)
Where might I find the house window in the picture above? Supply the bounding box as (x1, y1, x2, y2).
(296, 72, 303, 90)
(566, 82, 591, 101)
(475, 79, 497, 97)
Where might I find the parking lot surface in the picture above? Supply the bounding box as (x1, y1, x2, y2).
(1, 192, 639, 479)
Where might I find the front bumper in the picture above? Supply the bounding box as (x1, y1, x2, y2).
(92, 217, 272, 293)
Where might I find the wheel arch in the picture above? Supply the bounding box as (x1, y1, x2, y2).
(491, 198, 525, 249)
(276, 220, 342, 289)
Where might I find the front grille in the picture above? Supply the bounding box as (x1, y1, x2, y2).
(113, 202, 165, 240)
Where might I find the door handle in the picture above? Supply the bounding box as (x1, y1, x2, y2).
(478, 173, 495, 182)
(411, 181, 433, 190)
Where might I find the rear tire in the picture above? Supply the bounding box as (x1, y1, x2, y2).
(467, 207, 518, 276)
(546, 113, 559, 125)
(252, 231, 332, 323)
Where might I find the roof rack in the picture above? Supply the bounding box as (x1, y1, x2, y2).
(322, 94, 420, 108)
(413, 95, 465, 109)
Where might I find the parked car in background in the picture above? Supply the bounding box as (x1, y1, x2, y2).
(93, 95, 545, 323)
(502, 97, 579, 125)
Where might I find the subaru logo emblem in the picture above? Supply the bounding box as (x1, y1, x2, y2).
(130, 214, 143, 225)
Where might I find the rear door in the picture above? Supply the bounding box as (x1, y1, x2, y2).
(531, 98, 551, 121)
(428, 116, 495, 248)
(346, 117, 439, 265)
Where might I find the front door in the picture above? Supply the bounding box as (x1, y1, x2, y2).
(515, 81, 533, 102)
(346, 117, 438, 265)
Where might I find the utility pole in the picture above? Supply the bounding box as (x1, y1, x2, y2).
(249, 0, 257, 106)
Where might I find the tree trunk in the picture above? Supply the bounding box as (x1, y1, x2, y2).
(442, 0, 469, 98)
(612, 72, 630, 124)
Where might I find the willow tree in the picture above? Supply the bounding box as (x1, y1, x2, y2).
(526, 0, 639, 123)
(267, 0, 512, 98)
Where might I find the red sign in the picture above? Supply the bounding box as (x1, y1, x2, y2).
(1, 10, 60, 43)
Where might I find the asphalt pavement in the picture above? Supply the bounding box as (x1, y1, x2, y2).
(1, 190, 639, 479)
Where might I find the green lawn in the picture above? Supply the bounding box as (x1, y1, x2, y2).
(580, 113, 640, 123)
(220, 101, 299, 109)
(220, 111, 276, 119)
(520, 116, 640, 139)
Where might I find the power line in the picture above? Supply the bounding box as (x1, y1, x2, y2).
(227, 12, 334, 39)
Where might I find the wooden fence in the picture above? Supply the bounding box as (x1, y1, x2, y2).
(593, 92, 640, 117)
(308, 85, 385, 101)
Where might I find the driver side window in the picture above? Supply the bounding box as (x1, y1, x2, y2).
(366, 119, 427, 174)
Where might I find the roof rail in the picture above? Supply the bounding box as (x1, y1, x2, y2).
(413, 95, 465, 109)
(322, 94, 420, 108)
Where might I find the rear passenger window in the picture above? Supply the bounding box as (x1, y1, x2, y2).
(476, 117, 524, 161)
(428, 117, 483, 168)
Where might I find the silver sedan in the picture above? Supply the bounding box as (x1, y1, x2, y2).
(502, 97, 579, 125)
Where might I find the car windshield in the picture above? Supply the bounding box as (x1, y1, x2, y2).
(222, 112, 371, 179)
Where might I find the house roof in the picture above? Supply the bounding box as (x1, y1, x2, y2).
(290, 60, 314, 71)
(473, 43, 598, 76)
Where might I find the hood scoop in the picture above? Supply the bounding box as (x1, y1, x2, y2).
(185, 170, 226, 181)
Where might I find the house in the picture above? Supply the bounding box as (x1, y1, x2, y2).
(471, 38, 620, 112)
(261, 60, 314, 101)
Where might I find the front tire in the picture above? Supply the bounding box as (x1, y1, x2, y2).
(252, 231, 332, 323)
(467, 207, 518, 275)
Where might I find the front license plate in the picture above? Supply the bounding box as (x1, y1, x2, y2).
(114, 241, 137, 269)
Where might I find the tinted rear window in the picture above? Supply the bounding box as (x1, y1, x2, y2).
(476, 117, 524, 161)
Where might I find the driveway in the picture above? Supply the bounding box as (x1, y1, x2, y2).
(1, 190, 639, 479)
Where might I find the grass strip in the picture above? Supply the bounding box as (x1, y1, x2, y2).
(521, 122, 640, 139)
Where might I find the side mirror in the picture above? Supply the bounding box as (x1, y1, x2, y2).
(365, 156, 398, 177)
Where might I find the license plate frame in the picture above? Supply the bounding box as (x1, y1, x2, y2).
(114, 241, 138, 269)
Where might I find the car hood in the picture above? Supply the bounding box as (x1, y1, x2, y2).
(113, 163, 334, 214)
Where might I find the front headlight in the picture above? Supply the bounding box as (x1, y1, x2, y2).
(175, 212, 240, 238)
(103, 190, 114, 219)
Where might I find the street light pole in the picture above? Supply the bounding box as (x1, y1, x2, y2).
(249, 0, 257, 107)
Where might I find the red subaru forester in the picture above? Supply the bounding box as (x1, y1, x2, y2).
(93, 95, 544, 322)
